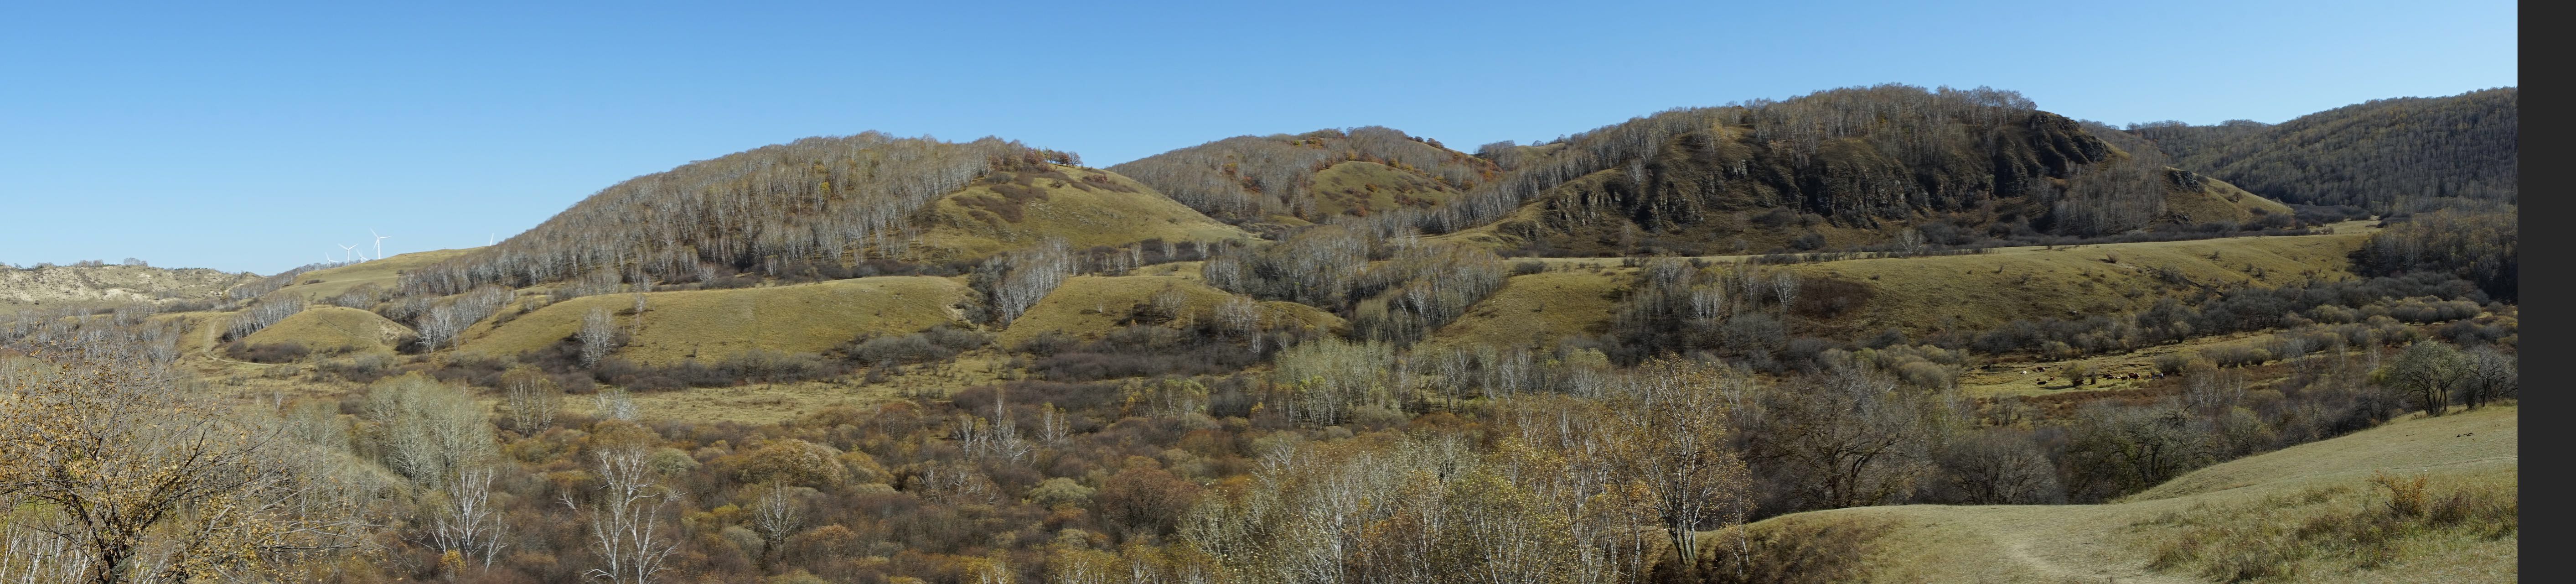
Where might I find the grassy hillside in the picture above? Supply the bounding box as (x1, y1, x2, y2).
(460, 276, 972, 364)
(1304, 161, 1467, 218)
(239, 306, 414, 354)
(904, 164, 1256, 262)
(1437, 229, 2373, 349)
(1775, 229, 2368, 338)
(271, 248, 480, 302)
(1729, 406, 2516, 583)
(994, 275, 1342, 347)
(1426, 269, 1624, 350)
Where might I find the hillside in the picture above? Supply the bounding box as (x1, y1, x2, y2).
(460, 275, 973, 364)
(1108, 126, 1497, 228)
(0, 263, 258, 309)
(1431, 227, 2371, 351)
(269, 248, 480, 302)
(993, 275, 1342, 347)
(1739, 406, 2516, 583)
(904, 164, 1256, 262)
(394, 133, 1084, 297)
(2127, 88, 2517, 209)
(238, 305, 414, 355)
(1439, 85, 2292, 257)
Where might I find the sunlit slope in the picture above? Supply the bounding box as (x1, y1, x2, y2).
(460, 276, 973, 364)
(238, 306, 414, 354)
(905, 165, 1257, 262)
(1736, 407, 2516, 584)
(1443, 229, 2373, 347)
(270, 248, 479, 302)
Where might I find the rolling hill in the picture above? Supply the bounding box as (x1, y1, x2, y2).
(1108, 126, 1497, 229)
(1438, 84, 2294, 257)
(904, 164, 1256, 262)
(458, 275, 974, 364)
(394, 132, 1242, 298)
(0, 262, 258, 310)
(1733, 405, 2516, 583)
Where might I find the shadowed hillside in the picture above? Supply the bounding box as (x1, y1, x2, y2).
(2127, 88, 2516, 209)
(1439, 84, 2292, 257)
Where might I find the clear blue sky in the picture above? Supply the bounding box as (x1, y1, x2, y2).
(1, 0, 2516, 274)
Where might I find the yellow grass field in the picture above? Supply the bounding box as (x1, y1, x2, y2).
(270, 248, 481, 302)
(1727, 406, 2517, 583)
(905, 164, 1257, 261)
(239, 306, 414, 354)
(460, 276, 973, 364)
(1428, 270, 1625, 350)
(1488, 228, 2373, 343)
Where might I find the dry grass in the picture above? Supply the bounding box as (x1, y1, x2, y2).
(1422, 229, 2369, 357)
(2167, 173, 2294, 224)
(2126, 469, 2515, 583)
(271, 248, 481, 302)
(904, 164, 1256, 262)
(1779, 231, 2369, 339)
(1956, 330, 2279, 398)
(460, 276, 973, 364)
(238, 306, 413, 354)
(1305, 161, 1463, 218)
(994, 275, 1341, 347)
(1426, 269, 1624, 350)
(1741, 405, 2517, 583)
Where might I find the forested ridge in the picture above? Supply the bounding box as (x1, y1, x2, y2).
(1107, 127, 1497, 227)
(2126, 87, 2517, 209)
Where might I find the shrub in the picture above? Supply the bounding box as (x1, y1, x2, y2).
(1510, 260, 1547, 276)
(225, 340, 310, 363)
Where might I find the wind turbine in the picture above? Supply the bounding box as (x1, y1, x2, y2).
(369, 229, 393, 262)
(338, 243, 359, 263)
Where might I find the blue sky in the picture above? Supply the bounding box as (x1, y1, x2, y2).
(0, 0, 2516, 274)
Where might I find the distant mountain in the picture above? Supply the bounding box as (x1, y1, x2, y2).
(2125, 88, 2516, 209)
(0, 262, 255, 310)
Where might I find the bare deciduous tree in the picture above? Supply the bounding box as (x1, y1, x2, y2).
(580, 307, 619, 368)
(0, 349, 371, 584)
(746, 483, 804, 572)
(582, 431, 683, 584)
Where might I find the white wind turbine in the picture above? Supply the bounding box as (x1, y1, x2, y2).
(369, 229, 393, 262)
(338, 243, 359, 263)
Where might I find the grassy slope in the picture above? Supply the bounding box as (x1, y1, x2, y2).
(1443, 230, 2359, 352)
(239, 306, 413, 354)
(1741, 406, 2516, 584)
(1779, 231, 2368, 339)
(2167, 173, 2293, 225)
(995, 275, 1343, 347)
(905, 165, 1256, 262)
(1428, 270, 1625, 350)
(1306, 161, 1464, 219)
(272, 248, 481, 302)
(460, 276, 972, 364)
